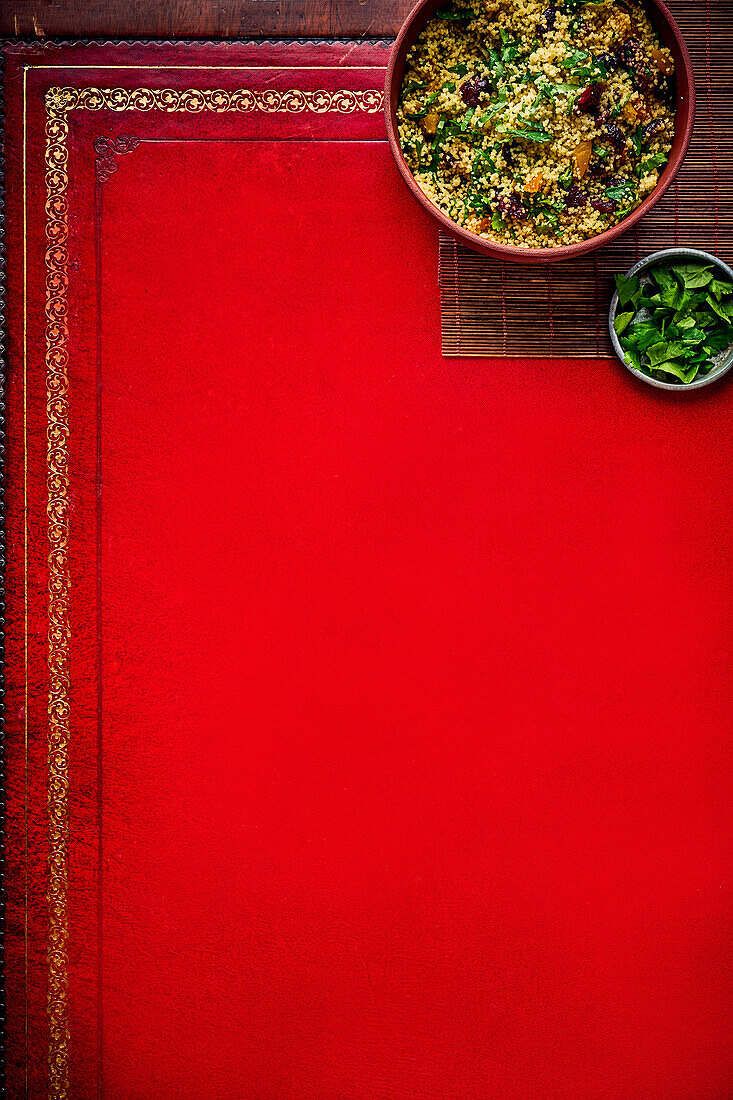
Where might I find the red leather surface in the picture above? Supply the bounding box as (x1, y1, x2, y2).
(3, 40, 733, 1098)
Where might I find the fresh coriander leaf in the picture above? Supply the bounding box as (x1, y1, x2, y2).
(648, 340, 686, 366)
(704, 325, 733, 352)
(652, 360, 693, 382)
(652, 266, 676, 291)
(614, 273, 641, 308)
(623, 346, 642, 371)
(614, 311, 635, 336)
(672, 263, 714, 289)
(681, 327, 706, 345)
(663, 283, 681, 309)
(710, 277, 733, 299)
(675, 287, 693, 312)
(708, 296, 733, 323)
(646, 341, 670, 366)
(627, 323, 663, 352)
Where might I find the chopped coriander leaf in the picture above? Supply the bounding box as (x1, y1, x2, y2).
(498, 124, 552, 142)
(429, 118, 448, 169)
(561, 48, 589, 68)
(402, 80, 428, 96)
(639, 153, 667, 174)
(605, 183, 636, 206)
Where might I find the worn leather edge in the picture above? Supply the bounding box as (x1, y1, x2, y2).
(0, 39, 7, 1097)
(0, 36, 397, 50)
(0, 36, 392, 1091)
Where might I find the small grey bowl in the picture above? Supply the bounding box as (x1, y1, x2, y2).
(609, 247, 733, 391)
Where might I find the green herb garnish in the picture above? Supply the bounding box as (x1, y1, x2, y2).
(498, 124, 552, 143)
(558, 165, 572, 189)
(616, 262, 733, 384)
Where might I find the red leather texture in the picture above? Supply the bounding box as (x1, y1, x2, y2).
(3, 40, 733, 1099)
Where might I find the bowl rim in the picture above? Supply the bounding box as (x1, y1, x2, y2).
(608, 247, 733, 391)
(384, 0, 696, 264)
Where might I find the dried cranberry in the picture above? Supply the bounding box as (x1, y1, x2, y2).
(577, 82, 604, 116)
(588, 161, 609, 180)
(604, 122, 626, 152)
(590, 196, 617, 213)
(461, 75, 492, 107)
(633, 68, 651, 92)
(564, 183, 587, 208)
(596, 51, 618, 73)
(498, 194, 526, 220)
(502, 142, 515, 167)
(538, 4, 556, 34)
(594, 108, 611, 128)
(618, 37, 642, 66)
(659, 75, 675, 105)
(642, 118, 663, 140)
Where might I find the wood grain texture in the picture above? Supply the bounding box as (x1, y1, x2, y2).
(0, 0, 411, 39)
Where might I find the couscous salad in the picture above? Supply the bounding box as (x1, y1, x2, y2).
(397, 0, 675, 247)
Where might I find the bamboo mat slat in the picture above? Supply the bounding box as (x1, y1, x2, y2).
(439, 0, 733, 358)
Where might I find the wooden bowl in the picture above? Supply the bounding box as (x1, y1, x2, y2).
(384, 0, 696, 264)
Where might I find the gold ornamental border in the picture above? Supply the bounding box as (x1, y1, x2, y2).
(43, 82, 383, 1099)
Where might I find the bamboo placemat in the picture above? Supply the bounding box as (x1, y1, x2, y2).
(439, 0, 733, 358)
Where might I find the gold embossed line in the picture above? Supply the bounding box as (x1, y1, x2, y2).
(43, 81, 383, 1100)
(44, 87, 72, 1100)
